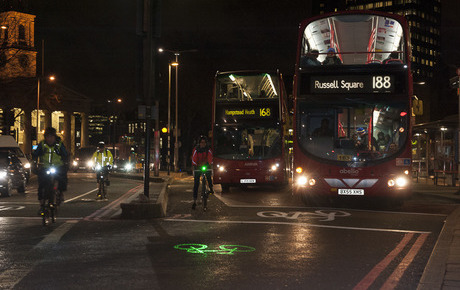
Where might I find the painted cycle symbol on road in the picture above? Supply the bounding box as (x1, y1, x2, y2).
(174, 244, 256, 255)
(257, 210, 351, 222)
(0, 205, 25, 211)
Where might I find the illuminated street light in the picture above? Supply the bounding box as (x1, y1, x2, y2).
(37, 75, 56, 138)
(158, 48, 197, 172)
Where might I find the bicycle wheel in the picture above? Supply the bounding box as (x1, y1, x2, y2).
(41, 207, 49, 226)
(102, 177, 107, 199)
(201, 174, 208, 210)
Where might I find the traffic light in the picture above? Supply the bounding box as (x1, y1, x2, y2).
(161, 127, 168, 133)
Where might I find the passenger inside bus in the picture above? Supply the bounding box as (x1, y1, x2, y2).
(383, 51, 402, 64)
(313, 118, 334, 137)
(322, 48, 342, 66)
(300, 49, 321, 67)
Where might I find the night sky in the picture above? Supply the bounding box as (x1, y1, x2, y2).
(2, 0, 460, 139)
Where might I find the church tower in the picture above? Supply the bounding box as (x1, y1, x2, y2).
(0, 10, 37, 79)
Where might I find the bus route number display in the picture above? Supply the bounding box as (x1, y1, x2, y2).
(310, 75, 394, 94)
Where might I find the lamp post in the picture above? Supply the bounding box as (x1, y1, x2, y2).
(159, 48, 197, 172)
(167, 62, 179, 175)
(107, 98, 122, 160)
(37, 75, 55, 140)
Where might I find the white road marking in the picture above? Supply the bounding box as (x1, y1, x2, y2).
(257, 210, 351, 222)
(34, 220, 78, 249)
(0, 220, 79, 289)
(213, 193, 447, 216)
(0, 205, 25, 211)
(163, 218, 431, 234)
(64, 188, 98, 203)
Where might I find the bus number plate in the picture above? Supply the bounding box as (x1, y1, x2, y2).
(338, 189, 364, 195)
(240, 179, 256, 184)
(337, 154, 352, 161)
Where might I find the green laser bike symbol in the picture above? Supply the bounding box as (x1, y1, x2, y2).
(174, 244, 256, 255)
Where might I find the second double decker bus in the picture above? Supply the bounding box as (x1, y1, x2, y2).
(293, 11, 412, 204)
(212, 70, 290, 191)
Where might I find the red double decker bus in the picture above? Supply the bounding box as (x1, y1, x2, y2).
(212, 70, 290, 192)
(293, 11, 412, 204)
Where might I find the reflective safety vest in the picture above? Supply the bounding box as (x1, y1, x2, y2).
(38, 141, 65, 168)
(92, 149, 113, 167)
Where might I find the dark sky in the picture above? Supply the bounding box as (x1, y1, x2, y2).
(26, 1, 313, 106)
(3, 0, 460, 130)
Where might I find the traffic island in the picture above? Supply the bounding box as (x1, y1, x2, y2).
(120, 179, 169, 219)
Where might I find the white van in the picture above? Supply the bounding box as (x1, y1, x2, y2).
(0, 136, 31, 180)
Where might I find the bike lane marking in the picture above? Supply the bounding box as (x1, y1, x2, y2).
(84, 183, 143, 220)
(64, 188, 99, 203)
(163, 218, 431, 234)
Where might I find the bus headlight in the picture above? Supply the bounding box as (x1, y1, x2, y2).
(271, 164, 278, 171)
(0, 171, 7, 179)
(308, 178, 316, 186)
(218, 165, 225, 172)
(296, 167, 303, 174)
(72, 160, 78, 166)
(396, 176, 408, 187)
(24, 162, 31, 169)
(387, 179, 395, 187)
(404, 170, 409, 175)
(296, 176, 308, 186)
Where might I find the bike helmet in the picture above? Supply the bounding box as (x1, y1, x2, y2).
(97, 141, 105, 149)
(356, 127, 367, 134)
(44, 127, 57, 137)
(198, 135, 207, 143)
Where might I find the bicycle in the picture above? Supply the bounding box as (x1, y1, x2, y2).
(195, 164, 212, 211)
(40, 167, 60, 226)
(95, 165, 109, 200)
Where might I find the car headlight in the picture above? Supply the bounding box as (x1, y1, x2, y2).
(24, 162, 31, 169)
(114, 164, 118, 169)
(271, 163, 280, 171)
(0, 171, 7, 179)
(125, 163, 132, 171)
(72, 160, 78, 166)
(218, 166, 225, 172)
(87, 160, 94, 167)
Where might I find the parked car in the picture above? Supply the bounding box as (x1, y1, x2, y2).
(71, 146, 96, 172)
(0, 151, 27, 197)
(0, 136, 31, 180)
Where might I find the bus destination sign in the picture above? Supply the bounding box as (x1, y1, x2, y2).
(310, 75, 394, 94)
(216, 103, 278, 120)
(224, 107, 272, 118)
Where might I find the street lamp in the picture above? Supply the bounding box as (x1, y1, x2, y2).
(159, 48, 197, 172)
(167, 62, 179, 175)
(37, 75, 56, 140)
(107, 98, 123, 160)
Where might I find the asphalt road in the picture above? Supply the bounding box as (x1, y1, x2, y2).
(0, 173, 457, 289)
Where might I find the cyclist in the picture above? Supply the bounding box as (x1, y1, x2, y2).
(191, 136, 214, 209)
(91, 141, 113, 199)
(32, 127, 69, 212)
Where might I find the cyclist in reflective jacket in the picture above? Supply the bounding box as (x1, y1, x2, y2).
(32, 127, 69, 211)
(191, 136, 214, 209)
(91, 141, 113, 198)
